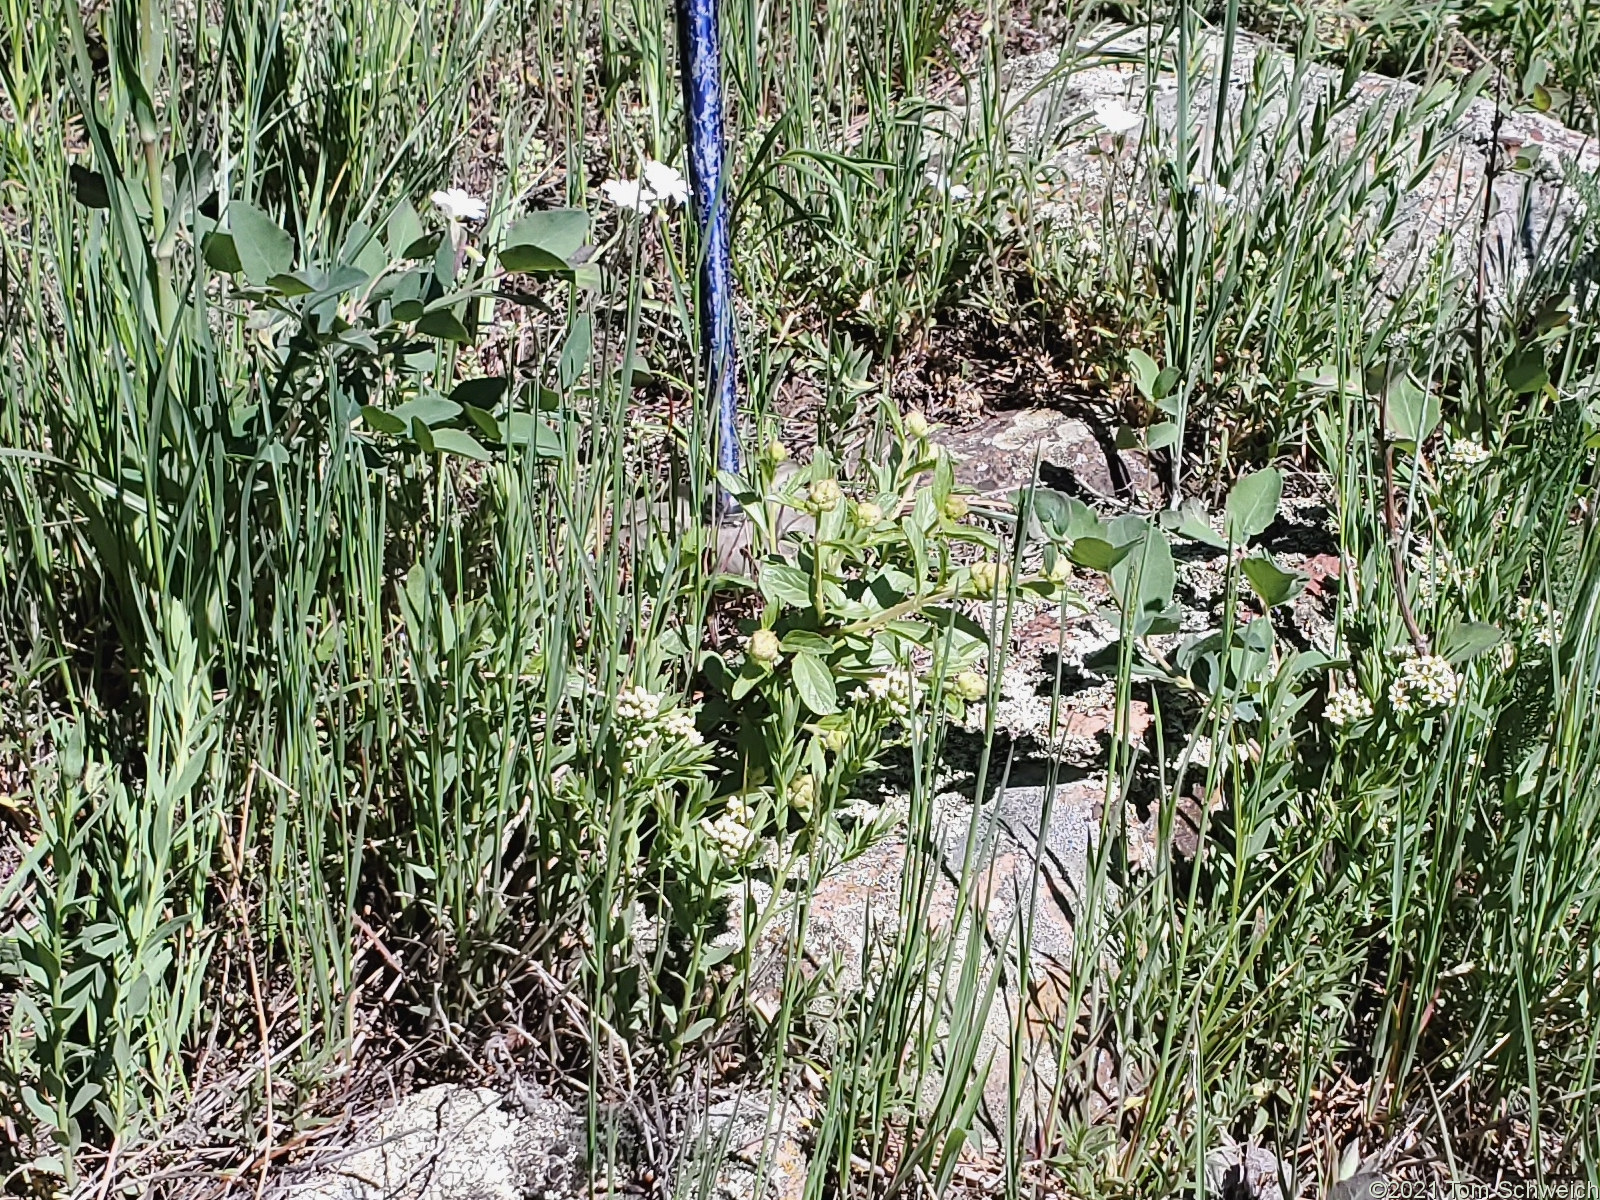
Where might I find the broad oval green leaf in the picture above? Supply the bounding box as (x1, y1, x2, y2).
(1385, 376, 1441, 447)
(428, 428, 492, 461)
(1240, 552, 1307, 607)
(1225, 467, 1282, 544)
(229, 201, 293, 285)
(501, 208, 589, 273)
(417, 307, 471, 343)
(791, 648, 839, 715)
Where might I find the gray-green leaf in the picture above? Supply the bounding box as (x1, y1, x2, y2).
(229, 201, 293, 285)
(1225, 467, 1282, 544)
(1241, 553, 1307, 607)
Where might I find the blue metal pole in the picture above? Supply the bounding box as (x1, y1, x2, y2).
(676, 0, 742, 516)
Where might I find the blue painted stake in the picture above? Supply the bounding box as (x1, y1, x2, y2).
(676, 0, 742, 518)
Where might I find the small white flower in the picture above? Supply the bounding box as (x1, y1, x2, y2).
(1193, 180, 1233, 206)
(1447, 438, 1491, 467)
(924, 170, 973, 202)
(1325, 689, 1374, 728)
(1388, 654, 1459, 717)
(642, 159, 688, 207)
(1093, 98, 1142, 136)
(604, 161, 689, 215)
(602, 178, 654, 213)
(1515, 597, 1564, 648)
(431, 188, 487, 223)
(860, 669, 916, 719)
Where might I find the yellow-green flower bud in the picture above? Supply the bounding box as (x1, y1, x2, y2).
(855, 501, 883, 526)
(747, 628, 782, 665)
(820, 727, 849, 753)
(765, 440, 791, 464)
(808, 478, 842, 513)
(787, 772, 816, 814)
(942, 494, 969, 521)
(904, 411, 930, 440)
(954, 671, 987, 702)
(1045, 556, 1072, 584)
(968, 561, 1009, 598)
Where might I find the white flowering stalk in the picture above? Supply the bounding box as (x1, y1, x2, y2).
(786, 773, 816, 817)
(1325, 688, 1374, 728)
(1388, 654, 1459, 717)
(659, 706, 704, 746)
(1515, 596, 1564, 648)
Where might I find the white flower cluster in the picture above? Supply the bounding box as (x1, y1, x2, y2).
(861, 669, 916, 719)
(1325, 688, 1374, 727)
(615, 684, 702, 768)
(1388, 654, 1459, 716)
(660, 706, 704, 746)
(616, 684, 662, 722)
(1515, 596, 1564, 648)
(705, 795, 757, 859)
(602, 160, 689, 214)
(1447, 438, 1491, 468)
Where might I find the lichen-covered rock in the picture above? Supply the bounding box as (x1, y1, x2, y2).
(697, 1094, 809, 1200)
(279, 1083, 582, 1200)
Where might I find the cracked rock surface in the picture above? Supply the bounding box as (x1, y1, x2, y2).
(278, 1083, 583, 1200)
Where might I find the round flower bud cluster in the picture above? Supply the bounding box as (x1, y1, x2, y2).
(1515, 596, 1564, 648)
(968, 561, 1010, 599)
(616, 684, 662, 723)
(705, 795, 757, 859)
(862, 669, 916, 719)
(1388, 654, 1459, 716)
(808, 478, 843, 513)
(787, 773, 816, 816)
(1325, 688, 1374, 727)
(942, 494, 969, 521)
(765, 440, 791, 464)
(854, 501, 883, 526)
(904, 411, 930, 440)
(1446, 438, 1491, 468)
(660, 706, 703, 746)
(746, 628, 782, 666)
(820, 726, 849, 753)
(953, 671, 987, 702)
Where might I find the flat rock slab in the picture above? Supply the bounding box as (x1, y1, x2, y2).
(1004, 29, 1597, 298)
(278, 1084, 582, 1200)
(942, 407, 1155, 504)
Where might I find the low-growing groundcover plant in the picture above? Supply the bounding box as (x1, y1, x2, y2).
(2, 0, 1600, 1195)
